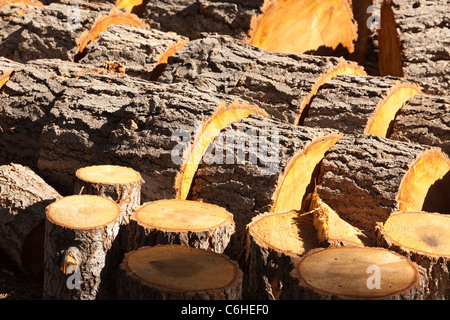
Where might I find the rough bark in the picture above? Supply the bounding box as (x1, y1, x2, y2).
(189, 115, 341, 260)
(390, 94, 450, 156)
(139, 0, 264, 40)
(378, 0, 449, 95)
(140, 0, 358, 57)
(159, 34, 366, 124)
(0, 163, 61, 279)
(316, 134, 448, 246)
(0, 2, 112, 62)
(116, 244, 243, 300)
(77, 24, 189, 81)
(375, 211, 450, 300)
(243, 211, 319, 300)
(31, 62, 263, 201)
(43, 195, 121, 300)
(127, 199, 235, 253)
(0, 58, 67, 170)
(290, 246, 427, 300)
(302, 73, 421, 137)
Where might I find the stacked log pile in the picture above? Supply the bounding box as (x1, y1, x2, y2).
(0, 0, 448, 301)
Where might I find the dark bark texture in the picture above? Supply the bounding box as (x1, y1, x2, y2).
(159, 34, 363, 124)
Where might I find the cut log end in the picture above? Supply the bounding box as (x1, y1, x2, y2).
(0, 69, 13, 91)
(118, 245, 243, 299)
(270, 132, 343, 214)
(175, 101, 267, 200)
(247, 0, 358, 55)
(133, 199, 234, 233)
(397, 148, 450, 213)
(76, 164, 142, 185)
(247, 210, 318, 257)
(46, 195, 121, 230)
(379, 211, 450, 259)
(365, 82, 422, 137)
(291, 246, 424, 300)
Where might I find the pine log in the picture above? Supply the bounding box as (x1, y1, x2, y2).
(32, 62, 266, 201)
(74, 164, 143, 224)
(0, 163, 61, 279)
(290, 246, 426, 300)
(43, 194, 121, 300)
(127, 199, 234, 253)
(188, 115, 342, 260)
(159, 34, 366, 124)
(116, 244, 243, 300)
(375, 211, 450, 300)
(243, 210, 318, 300)
(141, 0, 358, 57)
(316, 134, 450, 246)
(390, 94, 450, 157)
(301, 73, 422, 137)
(378, 0, 449, 95)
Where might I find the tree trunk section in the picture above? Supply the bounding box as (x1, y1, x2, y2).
(390, 94, 450, 156)
(159, 34, 366, 124)
(316, 134, 450, 246)
(43, 195, 121, 300)
(243, 210, 319, 300)
(378, 0, 449, 95)
(0, 163, 61, 279)
(302, 73, 421, 138)
(0, 58, 67, 170)
(116, 244, 243, 300)
(0, 2, 112, 62)
(375, 211, 450, 300)
(35, 66, 264, 201)
(74, 164, 143, 225)
(141, 0, 358, 58)
(126, 199, 235, 253)
(189, 115, 342, 261)
(77, 23, 189, 81)
(290, 246, 427, 300)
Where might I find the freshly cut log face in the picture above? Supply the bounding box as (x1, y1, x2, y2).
(32, 62, 265, 201)
(390, 94, 450, 157)
(244, 210, 318, 300)
(127, 199, 234, 253)
(316, 134, 450, 245)
(43, 195, 121, 300)
(117, 244, 243, 300)
(247, 0, 358, 56)
(290, 246, 425, 300)
(74, 165, 143, 224)
(189, 114, 342, 259)
(376, 211, 450, 300)
(309, 192, 365, 247)
(142, 0, 357, 57)
(378, 0, 449, 94)
(302, 74, 422, 137)
(0, 163, 61, 279)
(160, 34, 366, 124)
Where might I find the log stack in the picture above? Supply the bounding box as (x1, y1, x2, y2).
(0, 0, 448, 301)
